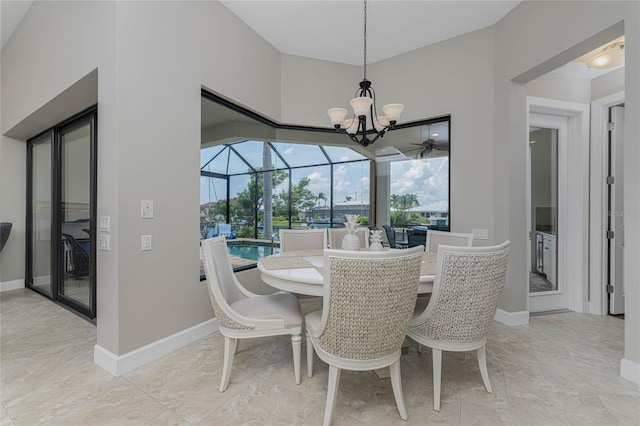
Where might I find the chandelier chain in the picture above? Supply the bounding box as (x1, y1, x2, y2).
(363, 0, 367, 81)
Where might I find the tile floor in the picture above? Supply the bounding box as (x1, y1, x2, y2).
(1, 288, 639, 425)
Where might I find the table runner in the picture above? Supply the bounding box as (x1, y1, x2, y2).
(420, 252, 437, 276)
(260, 255, 313, 270)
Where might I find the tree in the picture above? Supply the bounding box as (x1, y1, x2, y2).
(316, 192, 327, 207)
(199, 205, 217, 239)
(390, 193, 419, 226)
(235, 168, 287, 229)
(276, 176, 316, 219)
(263, 143, 273, 238)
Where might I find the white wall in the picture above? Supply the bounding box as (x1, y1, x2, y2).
(592, 67, 625, 100)
(527, 72, 592, 103)
(281, 27, 497, 243)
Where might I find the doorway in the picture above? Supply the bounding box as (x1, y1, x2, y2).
(527, 98, 590, 314)
(26, 107, 97, 320)
(607, 104, 625, 316)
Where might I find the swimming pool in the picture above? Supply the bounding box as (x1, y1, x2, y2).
(227, 240, 280, 262)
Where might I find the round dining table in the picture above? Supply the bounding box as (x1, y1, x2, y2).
(257, 249, 436, 297)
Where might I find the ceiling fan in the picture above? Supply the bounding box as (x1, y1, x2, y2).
(406, 124, 447, 159)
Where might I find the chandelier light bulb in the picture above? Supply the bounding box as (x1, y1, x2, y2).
(350, 97, 373, 117)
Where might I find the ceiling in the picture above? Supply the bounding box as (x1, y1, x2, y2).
(2, 1, 622, 79)
(2, 1, 522, 62)
(220, 0, 521, 66)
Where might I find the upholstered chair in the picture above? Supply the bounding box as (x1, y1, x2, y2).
(306, 246, 424, 425)
(201, 236, 303, 392)
(407, 241, 510, 411)
(425, 230, 473, 252)
(279, 229, 327, 252)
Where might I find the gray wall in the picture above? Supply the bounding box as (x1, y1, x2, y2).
(2, 1, 638, 367)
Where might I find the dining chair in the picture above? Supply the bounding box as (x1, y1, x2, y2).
(407, 241, 510, 411)
(327, 228, 369, 249)
(279, 228, 327, 252)
(382, 225, 408, 249)
(62, 233, 90, 282)
(425, 230, 473, 252)
(306, 246, 424, 425)
(415, 230, 473, 352)
(200, 236, 303, 392)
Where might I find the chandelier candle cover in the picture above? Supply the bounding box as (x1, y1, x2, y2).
(327, 0, 404, 147)
(341, 215, 361, 250)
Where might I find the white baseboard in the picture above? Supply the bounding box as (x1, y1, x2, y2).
(94, 318, 219, 376)
(0, 279, 25, 292)
(494, 308, 529, 326)
(620, 358, 640, 384)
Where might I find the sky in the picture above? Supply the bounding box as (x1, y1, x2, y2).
(200, 142, 448, 210)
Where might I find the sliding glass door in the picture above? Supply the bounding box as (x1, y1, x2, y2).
(27, 132, 54, 297)
(26, 107, 97, 320)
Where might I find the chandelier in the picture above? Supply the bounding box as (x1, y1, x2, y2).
(327, 0, 404, 147)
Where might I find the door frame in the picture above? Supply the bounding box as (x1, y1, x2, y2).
(25, 105, 98, 321)
(526, 97, 590, 313)
(590, 91, 625, 315)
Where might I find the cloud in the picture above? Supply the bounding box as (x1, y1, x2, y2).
(390, 158, 449, 207)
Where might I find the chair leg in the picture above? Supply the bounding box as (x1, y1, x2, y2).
(323, 365, 341, 426)
(306, 331, 314, 378)
(390, 359, 408, 420)
(292, 333, 301, 385)
(220, 336, 237, 392)
(432, 348, 442, 411)
(417, 342, 422, 354)
(477, 345, 492, 393)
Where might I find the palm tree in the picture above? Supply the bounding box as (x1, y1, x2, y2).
(316, 192, 327, 207)
(390, 194, 419, 226)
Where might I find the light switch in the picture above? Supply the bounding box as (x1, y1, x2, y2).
(141, 235, 152, 251)
(141, 200, 154, 219)
(99, 234, 110, 251)
(100, 216, 110, 232)
(472, 228, 489, 240)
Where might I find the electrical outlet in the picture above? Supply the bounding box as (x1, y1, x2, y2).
(141, 235, 152, 251)
(99, 234, 110, 251)
(472, 228, 489, 240)
(141, 200, 154, 219)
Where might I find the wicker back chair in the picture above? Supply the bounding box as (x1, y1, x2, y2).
(201, 236, 303, 392)
(408, 241, 510, 411)
(425, 230, 473, 253)
(279, 229, 327, 252)
(306, 246, 424, 425)
(327, 228, 369, 249)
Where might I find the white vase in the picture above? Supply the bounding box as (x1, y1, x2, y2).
(369, 241, 384, 251)
(369, 229, 384, 251)
(341, 233, 361, 250)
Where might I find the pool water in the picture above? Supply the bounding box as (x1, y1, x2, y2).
(227, 242, 280, 261)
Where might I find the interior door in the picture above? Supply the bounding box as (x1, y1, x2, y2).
(608, 105, 625, 315)
(528, 113, 570, 313)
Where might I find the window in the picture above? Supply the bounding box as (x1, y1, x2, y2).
(201, 90, 450, 274)
(389, 119, 450, 232)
